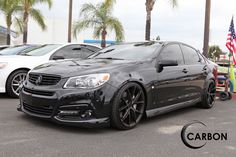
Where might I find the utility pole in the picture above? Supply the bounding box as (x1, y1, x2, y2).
(68, 0, 73, 43)
(203, 0, 211, 58)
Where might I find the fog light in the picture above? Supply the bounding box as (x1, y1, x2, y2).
(59, 110, 80, 116)
(81, 110, 92, 118)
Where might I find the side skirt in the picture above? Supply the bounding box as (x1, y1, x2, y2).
(146, 98, 201, 118)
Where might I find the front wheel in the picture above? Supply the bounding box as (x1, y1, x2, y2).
(6, 70, 28, 98)
(111, 83, 146, 130)
(200, 80, 216, 109)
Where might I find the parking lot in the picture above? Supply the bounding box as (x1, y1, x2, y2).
(0, 94, 235, 157)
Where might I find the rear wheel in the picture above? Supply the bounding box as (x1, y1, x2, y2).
(6, 70, 28, 98)
(200, 80, 216, 109)
(111, 83, 146, 130)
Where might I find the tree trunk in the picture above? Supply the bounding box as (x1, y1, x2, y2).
(6, 26, 11, 45)
(23, 11, 29, 44)
(145, 10, 151, 41)
(101, 30, 107, 48)
(203, 0, 211, 58)
(68, 0, 73, 43)
(145, 0, 155, 41)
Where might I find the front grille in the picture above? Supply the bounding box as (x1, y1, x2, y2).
(28, 73, 61, 86)
(23, 87, 54, 96)
(23, 103, 53, 116)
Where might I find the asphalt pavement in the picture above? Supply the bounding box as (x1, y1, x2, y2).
(0, 93, 235, 157)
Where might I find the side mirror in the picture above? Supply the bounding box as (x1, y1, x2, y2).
(52, 55, 65, 60)
(157, 60, 178, 73)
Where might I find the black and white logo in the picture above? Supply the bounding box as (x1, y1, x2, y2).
(35, 75, 42, 85)
(181, 120, 228, 149)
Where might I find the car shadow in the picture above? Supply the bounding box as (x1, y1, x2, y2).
(17, 105, 202, 134)
(0, 93, 18, 99)
(18, 114, 115, 134)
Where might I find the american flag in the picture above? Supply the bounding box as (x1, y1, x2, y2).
(226, 17, 236, 65)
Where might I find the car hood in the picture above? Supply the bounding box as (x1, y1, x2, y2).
(32, 59, 140, 78)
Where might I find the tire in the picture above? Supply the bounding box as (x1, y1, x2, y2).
(219, 92, 229, 101)
(200, 80, 216, 109)
(111, 82, 146, 130)
(6, 70, 28, 98)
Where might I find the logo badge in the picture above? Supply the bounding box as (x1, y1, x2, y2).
(181, 121, 228, 149)
(35, 75, 42, 85)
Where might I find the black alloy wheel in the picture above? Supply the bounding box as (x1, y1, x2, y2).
(207, 82, 216, 106)
(111, 83, 145, 130)
(200, 80, 216, 109)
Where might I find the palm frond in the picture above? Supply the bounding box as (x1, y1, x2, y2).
(80, 3, 97, 17)
(103, 0, 116, 10)
(106, 17, 124, 41)
(13, 16, 24, 34)
(34, 0, 52, 9)
(73, 19, 98, 39)
(93, 25, 103, 39)
(29, 8, 46, 30)
(170, 0, 178, 8)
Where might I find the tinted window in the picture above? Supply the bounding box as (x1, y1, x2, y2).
(92, 42, 161, 60)
(52, 45, 95, 59)
(181, 45, 200, 65)
(158, 44, 184, 65)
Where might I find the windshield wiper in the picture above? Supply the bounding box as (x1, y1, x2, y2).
(95, 57, 124, 60)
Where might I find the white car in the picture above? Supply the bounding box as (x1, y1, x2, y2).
(0, 43, 101, 97)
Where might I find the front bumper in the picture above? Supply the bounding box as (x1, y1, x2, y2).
(18, 81, 117, 127)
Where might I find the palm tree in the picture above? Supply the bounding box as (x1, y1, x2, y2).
(17, 0, 52, 44)
(145, 0, 178, 41)
(208, 45, 222, 61)
(0, 0, 19, 45)
(73, 0, 124, 48)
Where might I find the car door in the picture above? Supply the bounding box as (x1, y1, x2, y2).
(180, 44, 208, 100)
(155, 44, 190, 108)
(50, 45, 96, 60)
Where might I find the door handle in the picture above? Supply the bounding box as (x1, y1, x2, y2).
(182, 68, 188, 73)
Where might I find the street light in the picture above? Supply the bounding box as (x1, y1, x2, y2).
(68, 0, 73, 43)
(203, 0, 211, 58)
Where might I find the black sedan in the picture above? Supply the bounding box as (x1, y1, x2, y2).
(18, 41, 216, 130)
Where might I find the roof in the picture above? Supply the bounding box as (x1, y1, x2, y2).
(0, 26, 17, 38)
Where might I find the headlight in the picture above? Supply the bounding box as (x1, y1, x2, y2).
(0, 62, 8, 69)
(64, 73, 110, 89)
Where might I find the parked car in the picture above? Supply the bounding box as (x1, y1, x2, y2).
(0, 43, 101, 97)
(0, 45, 9, 51)
(18, 41, 216, 130)
(0, 45, 40, 56)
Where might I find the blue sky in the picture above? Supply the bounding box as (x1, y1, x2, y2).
(1, 0, 236, 52)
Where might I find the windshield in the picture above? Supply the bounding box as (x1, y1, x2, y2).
(0, 45, 30, 55)
(91, 42, 161, 60)
(22, 44, 61, 56)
